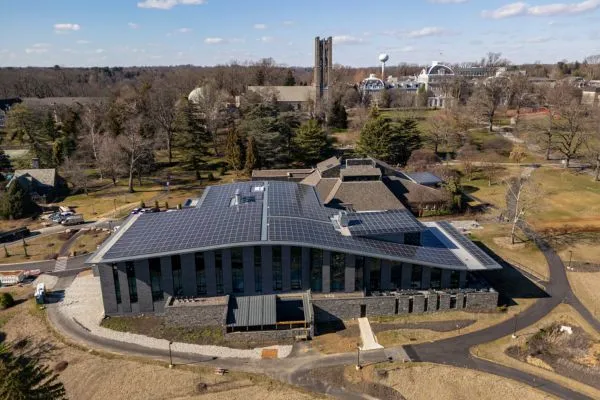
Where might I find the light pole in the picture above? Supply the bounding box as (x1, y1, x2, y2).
(568, 250, 573, 270)
(356, 343, 361, 370)
(168, 341, 173, 368)
(113, 198, 117, 216)
(512, 313, 519, 339)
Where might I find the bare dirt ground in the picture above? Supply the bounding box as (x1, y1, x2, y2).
(472, 304, 600, 400)
(362, 362, 555, 400)
(0, 298, 315, 400)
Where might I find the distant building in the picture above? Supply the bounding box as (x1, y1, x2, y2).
(582, 88, 600, 107)
(7, 165, 64, 203)
(417, 62, 456, 108)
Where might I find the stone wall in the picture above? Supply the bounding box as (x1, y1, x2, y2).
(163, 296, 228, 328)
(312, 297, 396, 322)
(465, 291, 499, 311)
(225, 328, 308, 342)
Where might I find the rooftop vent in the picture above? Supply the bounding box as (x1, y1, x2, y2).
(331, 211, 352, 236)
(252, 185, 265, 192)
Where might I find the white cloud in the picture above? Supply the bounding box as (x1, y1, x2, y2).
(137, 0, 206, 9)
(25, 47, 49, 54)
(482, 1, 600, 19)
(76, 40, 90, 44)
(128, 22, 140, 29)
(54, 23, 81, 31)
(95, 49, 105, 54)
(282, 20, 294, 25)
(205, 37, 225, 44)
(407, 26, 446, 38)
(177, 27, 192, 33)
(259, 36, 274, 43)
(332, 35, 366, 45)
(254, 23, 267, 30)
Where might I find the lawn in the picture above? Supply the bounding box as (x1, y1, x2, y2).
(472, 304, 600, 400)
(470, 222, 549, 280)
(0, 232, 70, 264)
(528, 168, 600, 230)
(68, 230, 110, 256)
(567, 272, 600, 320)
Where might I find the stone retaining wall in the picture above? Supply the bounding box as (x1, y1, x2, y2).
(313, 297, 396, 322)
(225, 328, 307, 342)
(163, 296, 228, 328)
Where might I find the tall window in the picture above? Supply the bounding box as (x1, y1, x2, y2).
(430, 268, 442, 290)
(290, 247, 302, 290)
(149, 258, 163, 301)
(254, 246, 262, 293)
(272, 246, 282, 291)
(331, 252, 345, 292)
(369, 259, 381, 291)
(112, 264, 121, 304)
(195, 252, 206, 295)
(310, 248, 323, 292)
(411, 264, 423, 290)
(171, 255, 183, 296)
(231, 248, 244, 294)
(125, 262, 137, 303)
(355, 256, 365, 292)
(450, 270, 460, 289)
(215, 250, 224, 294)
(391, 263, 403, 290)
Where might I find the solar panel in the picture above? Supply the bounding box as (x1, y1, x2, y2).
(437, 221, 500, 267)
(345, 210, 425, 236)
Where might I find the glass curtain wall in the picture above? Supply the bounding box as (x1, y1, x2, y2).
(331, 252, 345, 292)
(125, 262, 137, 303)
(368, 258, 381, 291)
(411, 264, 423, 289)
(310, 248, 322, 292)
(195, 252, 206, 295)
(171, 255, 183, 296)
(272, 246, 282, 291)
(355, 256, 365, 292)
(112, 264, 121, 304)
(215, 250, 224, 294)
(231, 248, 244, 294)
(254, 246, 262, 293)
(290, 247, 302, 290)
(149, 258, 163, 301)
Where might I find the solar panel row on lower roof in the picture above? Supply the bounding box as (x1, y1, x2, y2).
(437, 221, 499, 267)
(267, 217, 466, 268)
(346, 210, 425, 236)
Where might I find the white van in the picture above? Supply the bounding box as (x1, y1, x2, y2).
(61, 214, 84, 226)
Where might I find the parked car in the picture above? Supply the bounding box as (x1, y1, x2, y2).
(140, 208, 159, 213)
(131, 208, 142, 215)
(61, 214, 84, 226)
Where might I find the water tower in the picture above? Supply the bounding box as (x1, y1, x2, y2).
(379, 53, 389, 81)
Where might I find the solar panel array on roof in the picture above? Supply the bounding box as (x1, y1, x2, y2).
(267, 181, 331, 221)
(346, 210, 425, 236)
(268, 217, 466, 268)
(437, 221, 500, 267)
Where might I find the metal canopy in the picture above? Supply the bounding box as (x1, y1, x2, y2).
(227, 294, 277, 328)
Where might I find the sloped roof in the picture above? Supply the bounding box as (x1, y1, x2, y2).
(406, 172, 443, 186)
(326, 181, 405, 211)
(316, 156, 340, 174)
(385, 176, 449, 205)
(247, 86, 316, 103)
(13, 169, 57, 187)
(252, 169, 314, 179)
(315, 178, 339, 202)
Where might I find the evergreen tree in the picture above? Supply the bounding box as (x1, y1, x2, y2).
(225, 129, 244, 172)
(0, 343, 67, 400)
(42, 112, 58, 141)
(416, 85, 428, 107)
(175, 100, 211, 180)
(0, 179, 37, 220)
(245, 135, 258, 174)
(0, 148, 12, 171)
(294, 120, 334, 166)
(327, 99, 348, 129)
(368, 104, 380, 119)
(284, 69, 296, 86)
(356, 116, 422, 165)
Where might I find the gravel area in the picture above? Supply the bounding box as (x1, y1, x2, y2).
(57, 274, 292, 359)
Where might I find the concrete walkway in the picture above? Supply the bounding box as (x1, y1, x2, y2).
(357, 318, 383, 350)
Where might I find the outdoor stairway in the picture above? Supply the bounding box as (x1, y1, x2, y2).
(54, 256, 68, 272)
(358, 317, 384, 351)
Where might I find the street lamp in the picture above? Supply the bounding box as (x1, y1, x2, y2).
(512, 313, 519, 339)
(568, 250, 573, 270)
(168, 341, 174, 368)
(356, 343, 361, 370)
(113, 198, 117, 216)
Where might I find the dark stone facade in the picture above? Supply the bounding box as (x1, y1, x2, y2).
(224, 328, 308, 342)
(163, 296, 229, 328)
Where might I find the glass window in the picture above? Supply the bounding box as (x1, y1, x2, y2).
(215, 250, 224, 294)
(430, 268, 442, 290)
(272, 246, 282, 291)
(232, 248, 244, 294)
(291, 247, 302, 290)
(149, 258, 163, 301)
(369, 258, 381, 291)
(254, 246, 262, 293)
(112, 264, 121, 304)
(310, 248, 322, 292)
(331, 252, 345, 292)
(126, 262, 137, 303)
(411, 264, 423, 290)
(391, 263, 403, 290)
(195, 252, 206, 295)
(450, 270, 460, 289)
(171, 255, 183, 297)
(355, 256, 365, 292)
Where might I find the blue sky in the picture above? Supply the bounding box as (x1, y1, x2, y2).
(2, 0, 600, 67)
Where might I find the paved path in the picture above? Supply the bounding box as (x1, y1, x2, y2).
(358, 317, 383, 351)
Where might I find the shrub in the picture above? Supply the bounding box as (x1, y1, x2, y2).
(54, 361, 69, 373)
(165, 201, 169, 210)
(139, 200, 146, 208)
(0, 292, 15, 309)
(154, 200, 159, 210)
(207, 172, 215, 181)
(217, 167, 225, 177)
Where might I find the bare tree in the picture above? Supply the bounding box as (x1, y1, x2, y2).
(97, 137, 126, 185)
(505, 176, 542, 244)
(119, 115, 153, 193)
(507, 74, 536, 131)
(192, 83, 229, 155)
(468, 77, 509, 132)
(586, 108, 600, 181)
(61, 157, 89, 195)
(480, 152, 503, 186)
(151, 85, 179, 164)
(81, 104, 105, 162)
(553, 100, 591, 168)
(457, 144, 479, 181)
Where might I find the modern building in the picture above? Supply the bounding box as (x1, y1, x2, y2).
(88, 178, 501, 324)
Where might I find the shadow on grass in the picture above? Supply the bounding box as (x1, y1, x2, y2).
(475, 240, 549, 307)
